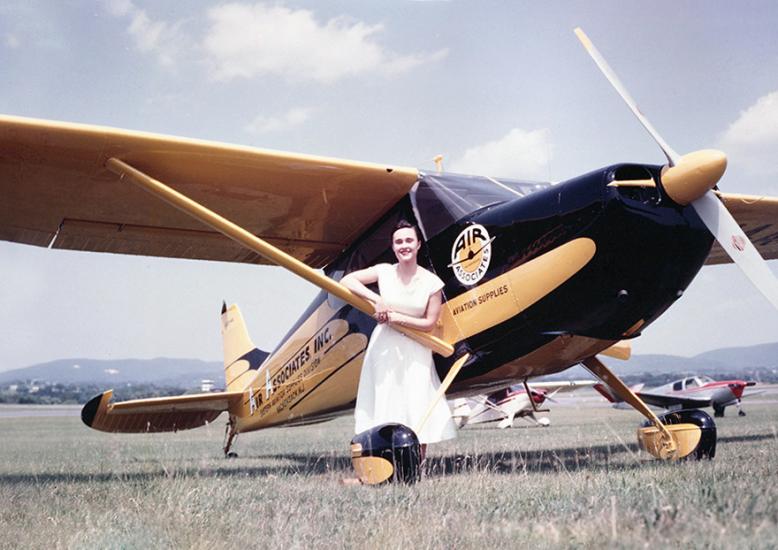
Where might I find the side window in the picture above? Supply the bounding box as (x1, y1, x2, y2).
(673, 381, 683, 391)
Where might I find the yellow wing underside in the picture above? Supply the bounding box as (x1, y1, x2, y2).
(81, 389, 245, 433)
(705, 192, 778, 265)
(3, 115, 777, 268)
(0, 114, 418, 268)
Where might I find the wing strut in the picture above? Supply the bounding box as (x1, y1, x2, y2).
(105, 157, 454, 358)
(583, 356, 702, 460)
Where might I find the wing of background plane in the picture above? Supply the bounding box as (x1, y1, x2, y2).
(0, 115, 418, 268)
(630, 390, 711, 410)
(529, 380, 597, 393)
(705, 192, 778, 265)
(81, 389, 245, 433)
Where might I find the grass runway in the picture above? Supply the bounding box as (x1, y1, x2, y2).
(1, 396, 777, 549)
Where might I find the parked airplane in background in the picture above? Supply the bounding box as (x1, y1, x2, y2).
(594, 376, 760, 417)
(451, 380, 596, 429)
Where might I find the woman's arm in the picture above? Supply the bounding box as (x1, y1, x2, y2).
(387, 291, 443, 332)
(340, 267, 390, 321)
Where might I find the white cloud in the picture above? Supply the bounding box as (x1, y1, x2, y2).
(719, 90, 778, 175)
(244, 107, 313, 134)
(203, 3, 447, 82)
(102, 0, 186, 66)
(449, 128, 553, 180)
(5, 34, 20, 49)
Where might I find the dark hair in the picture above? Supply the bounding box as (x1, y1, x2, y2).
(392, 219, 420, 241)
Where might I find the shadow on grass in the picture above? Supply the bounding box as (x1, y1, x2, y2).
(2, 432, 773, 486)
(718, 433, 777, 444)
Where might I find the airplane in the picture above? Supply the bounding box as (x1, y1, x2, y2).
(451, 380, 596, 429)
(2, 28, 777, 482)
(594, 375, 761, 418)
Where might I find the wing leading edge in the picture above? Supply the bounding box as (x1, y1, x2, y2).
(0, 115, 418, 268)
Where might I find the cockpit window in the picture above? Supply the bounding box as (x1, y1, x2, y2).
(411, 172, 549, 239)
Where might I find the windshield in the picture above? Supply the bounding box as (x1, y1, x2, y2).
(411, 172, 549, 239)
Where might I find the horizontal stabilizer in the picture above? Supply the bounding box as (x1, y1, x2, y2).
(81, 389, 244, 433)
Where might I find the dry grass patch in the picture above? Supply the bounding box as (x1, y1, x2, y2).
(1, 399, 776, 548)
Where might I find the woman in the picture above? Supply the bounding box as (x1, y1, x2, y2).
(341, 220, 457, 460)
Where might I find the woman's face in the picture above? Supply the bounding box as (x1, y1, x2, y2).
(392, 227, 420, 263)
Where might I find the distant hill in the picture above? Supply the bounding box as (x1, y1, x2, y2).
(2, 342, 776, 388)
(0, 358, 223, 388)
(602, 342, 778, 375)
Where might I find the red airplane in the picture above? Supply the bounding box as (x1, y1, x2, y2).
(595, 375, 760, 417)
(451, 380, 596, 429)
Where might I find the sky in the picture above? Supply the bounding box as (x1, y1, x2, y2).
(2, 0, 778, 371)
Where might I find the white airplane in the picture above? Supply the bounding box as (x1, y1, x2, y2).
(451, 380, 596, 429)
(594, 375, 761, 417)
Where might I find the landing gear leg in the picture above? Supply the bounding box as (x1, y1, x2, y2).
(714, 405, 725, 418)
(583, 356, 678, 459)
(736, 399, 746, 417)
(223, 417, 239, 458)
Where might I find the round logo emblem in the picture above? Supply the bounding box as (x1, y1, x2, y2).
(449, 224, 493, 285)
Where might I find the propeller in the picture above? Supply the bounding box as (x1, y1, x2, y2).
(530, 388, 557, 404)
(574, 28, 778, 311)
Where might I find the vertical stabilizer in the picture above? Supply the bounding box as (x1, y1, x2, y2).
(221, 303, 268, 391)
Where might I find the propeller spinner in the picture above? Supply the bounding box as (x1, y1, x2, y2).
(574, 27, 778, 311)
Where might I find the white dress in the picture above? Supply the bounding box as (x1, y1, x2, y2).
(354, 263, 457, 444)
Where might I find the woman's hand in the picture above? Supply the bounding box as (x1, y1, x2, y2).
(374, 298, 390, 324)
(386, 311, 404, 326)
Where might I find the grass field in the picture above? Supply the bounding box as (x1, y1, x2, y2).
(1, 396, 777, 549)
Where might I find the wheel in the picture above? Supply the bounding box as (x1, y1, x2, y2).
(350, 423, 421, 485)
(643, 409, 717, 460)
(226, 451, 239, 459)
(738, 410, 746, 417)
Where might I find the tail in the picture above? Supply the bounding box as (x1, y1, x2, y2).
(221, 302, 269, 391)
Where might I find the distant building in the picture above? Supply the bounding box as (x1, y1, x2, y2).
(201, 379, 215, 392)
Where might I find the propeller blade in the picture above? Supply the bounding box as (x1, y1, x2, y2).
(574, 28, 778, 312)
(574, 27, 680, 166)
(691, 191, 778, 310)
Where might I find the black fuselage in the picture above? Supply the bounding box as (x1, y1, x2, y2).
(284, 163, 713, 399)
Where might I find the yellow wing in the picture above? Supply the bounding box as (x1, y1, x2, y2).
(706, 192, 778, 265)
(0, 115, 418, 268)
(81, 389, 245, 433)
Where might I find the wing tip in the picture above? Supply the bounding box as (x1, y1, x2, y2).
(81, 391, 109, 427)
